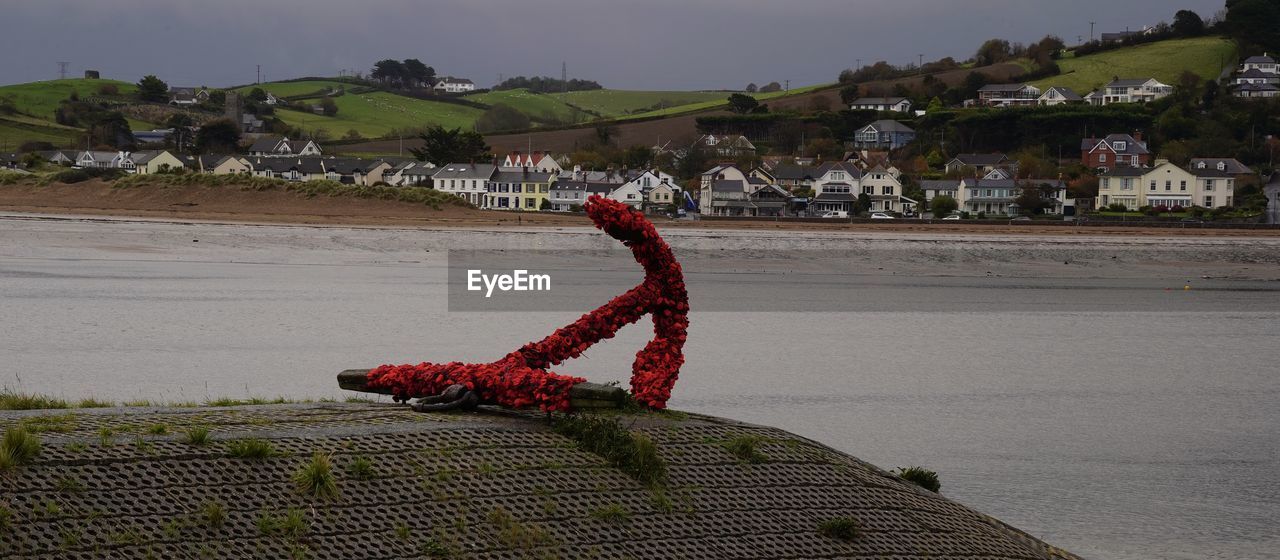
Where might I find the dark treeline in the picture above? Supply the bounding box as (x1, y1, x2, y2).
(494, 76, 603, 93)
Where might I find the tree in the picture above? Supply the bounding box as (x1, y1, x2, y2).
(930, 194, 958, 217)
(1225, 0, 1280, 53)
(973, 39, 1013, 66)
(839, 84, 861, 105)
(622, 145, 654, 169)
(319, 97, 338, 117)
(1013, 183, 1055, 215)
(371, 59, 407, 87)
(194, 119, 240, 154)
(402, 59, 435, 88)
(84, 111, 134, 149)
(1172, 10, 1205, 36)
(726, 93, 760, 114)
(594, 124, 617, 146)
(475, 103, 530, 133)
(136, 75, 169, 103)
(926, 97, 944, 112)
(855, 193, 872, 214)
(409, 126, 491, 164)
(759, 82, 783, 93)
(745, 83, 758, 93)
(165, 113, 195, 152)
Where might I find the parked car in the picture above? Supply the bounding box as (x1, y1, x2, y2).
(820, 211, 849, 218)
(941, 214, 961, 220)
(870, 212, 895, 219)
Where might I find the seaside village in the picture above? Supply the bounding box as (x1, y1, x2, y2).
(3, 53, 1277, 220)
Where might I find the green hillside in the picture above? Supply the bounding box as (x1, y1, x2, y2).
(271, 91, 484, 138)
(233, 80, 352, 99)
(464, 89, 586, 123)
(560, 90, 728, 118)
(0, 118, 79, 148)
(1031, 36, 1238, 93)
(0, 78, 136, 121)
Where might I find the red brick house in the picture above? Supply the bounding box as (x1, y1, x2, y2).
(1081, 133, 1150, 171)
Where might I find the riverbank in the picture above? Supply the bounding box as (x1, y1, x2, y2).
(1, 180, 1277, 236)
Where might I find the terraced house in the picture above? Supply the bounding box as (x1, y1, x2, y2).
(432, 163, 494, 207)
(485, 168, 555, 210)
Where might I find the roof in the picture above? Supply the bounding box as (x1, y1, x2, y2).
(978, 83, 1033, 92)
(492, 169, 555, 183)
(813, 192, 855, 202)
(1041, 86, 1082, 100)
(1105, 78, 1162, 87)
(949, 153, 1008, 166)
(711, 179, 747, 193)
(436, 77, 475, 85)
(1244, 55, 1276, 64)
(1081, 134, 1150, 156)
(250, 157, 326, 174)
(920, 180, 961, 190)
(770, 164, 819, 181)
(1239, 68, 1279, 78)
(851, 97, 908, 105)
(0, 402, 1082, 560)
(1190, 158, 1251, 175)
(816, 161, 863, 178)
(248, 136, 284, 152)
(1191, 168, 1233, 178)
(432, 163, 497, 180)
(860, 120, 914, 133)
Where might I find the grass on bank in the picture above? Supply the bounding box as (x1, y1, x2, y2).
(112, 172, 475, 210)
(1029, 36, 1238, 93)
(552, 415, 667, 488)
(0, 427, 42, 470)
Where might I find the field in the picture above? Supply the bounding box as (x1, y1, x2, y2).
(233, 80, 352, 99)
(1030, 36, 1238, 93)
(0, 118, 79, 149)
(463, 88, 585, 123)
(616, 83, 836, 120)
(272, 91, 484, 138)
(0, 78, 136, 121)
(560, 90, 730, 118)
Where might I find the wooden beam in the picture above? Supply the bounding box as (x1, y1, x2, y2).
(337, 369, 625, 409)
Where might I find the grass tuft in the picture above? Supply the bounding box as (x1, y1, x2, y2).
(291, 452, 338, 499)
(0, 391, 69, 410)
(0, 427, 42, 470)
(199, 501, 227, 530)
(227, 438, 275, 460)
(589, 503, 630, 523)
(894, 466, 941, 493)
(182, 426, 211, 446)
(54, 475, 85, 493)
(722, 435, 768, 464)
(345, 455, 374, 480)
(817, 516, 861, 542)
(76, 397, 114, 408)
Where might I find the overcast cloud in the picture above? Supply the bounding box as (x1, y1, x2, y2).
(0, 0, 1227, 89)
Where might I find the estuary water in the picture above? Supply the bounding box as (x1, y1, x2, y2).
(2, 214, 1278, 559)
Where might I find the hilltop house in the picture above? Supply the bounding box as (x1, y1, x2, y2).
(168, 87, 210, 106)
(248, 136, 323, 157)
(695, 135, 757, 158)
(1096, 159, 1237, 210)
(606, 182, 645, 209)
(976, 83, 1041, 107)
(645, 183, 678, 212)
(75, 151, 120, 169)
(1081, 133, 1150, 171)
(944, 154, 1014, 176)
(849, 97, 912, 113)
(1242, 54, 1278, 74)
(1038, 86, 1083, 106)
(433, 77, 476, 93)
(852, 120, 915, 150)
(1092, 78, 1172, 105)
(1232, 55, 1280, 98)
(433, 163, 495, 207)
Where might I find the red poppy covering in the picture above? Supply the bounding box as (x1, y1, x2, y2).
(366, 196, 689, 411)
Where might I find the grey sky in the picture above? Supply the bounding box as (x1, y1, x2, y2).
(1, 0, 1226, 90)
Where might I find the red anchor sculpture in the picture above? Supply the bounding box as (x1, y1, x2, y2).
(338, 196, 689, 412)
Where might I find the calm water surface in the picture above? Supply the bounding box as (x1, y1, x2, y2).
(2, 216, 1278, 559)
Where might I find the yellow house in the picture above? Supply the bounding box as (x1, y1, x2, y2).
(132, 150, 187, 174)
(485, 169, 555, 211)
(1097, 160, 1238, 210)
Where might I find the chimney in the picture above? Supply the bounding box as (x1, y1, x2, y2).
(1133, 131, 1143, 143)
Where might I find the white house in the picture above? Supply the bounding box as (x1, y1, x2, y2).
(1038, 86, 1082, 106)
(1096, 160, 1237, 210)
(75, 151, 117, 169)
(1242, 54, 1277, 74)
(607, 183, 645, 209)
(432, 163, 495, 206)
(810, 162, 861, 214)
(433, 77, 476, 93)
(859, 165, 916, 214)
(1094, 78, 1173, 105)
(247, 136, 323, 157)
(849, 97, 912, 113)
(977, 83, 1041, 107)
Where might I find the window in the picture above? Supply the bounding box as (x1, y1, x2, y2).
(1165, 181, 1172, 191)
(882, 186, 894, 195)
(1099, 154, 1107, 163)
(1121, 179, 1133, 190)
(1114, 141, 1127, 151)
(1204, 196, 1214, 207)
(1149, 181, 1156, 191)
(525, 198, 536, 209)
(863, 186, 873, 194)
(1204, 179, 1215, 191)
(1180, 181, 1186, 191)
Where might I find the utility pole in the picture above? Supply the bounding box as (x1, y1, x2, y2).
(1090, 21, 1096, 42)
(57, 61, 69, 80)
(784, 80, 790, 91)
(856, 58, 862, 71)
(918, 54, 924, 69)
(257, 65, 261, 84)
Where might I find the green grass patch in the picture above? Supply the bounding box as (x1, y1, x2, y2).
(233, 80, 351, 99)
(257, 508, 308, 539)
(292, 452, 339, 499)
(486, 506, 555, 549)
(76, 397, 114, 408)
(182, 426, 211, 446)
(1031, 36, 1238, 93)
(721, 434, 769, 464)
(894, 466, 941, 492)
(465, 88, 587, 123)
(271, 90, 483, 138)
(589, 503, 631, 523)
(0, 391, 70, 410)
(227, 438, 275, 460)
(0, 427, 41, 470)
(345, 455, 375, 480)
(553, 415, 667, 488)
(54, 475, 85, 493)
(817, 516, 861, 542)
(199, 500, 227, 530)
(560, 90, 731, 118)
(18, 413, 77, 434)
(0, 117, 80, 148)
(0, 78, 137, 121)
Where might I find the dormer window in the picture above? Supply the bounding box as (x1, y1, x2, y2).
(1216, 162, 1225, 171)
(1196, 162, 1205, 169)
(1113, 141, 1126, 151)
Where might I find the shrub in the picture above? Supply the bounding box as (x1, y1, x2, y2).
(1170, 204, 1185, 213)
(817, 516, 861, 542)
(292, 452, 338, 499)
(0, 427, 41, 470)
(894, 466, 941, 492)
(227, 438, 275, 460)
